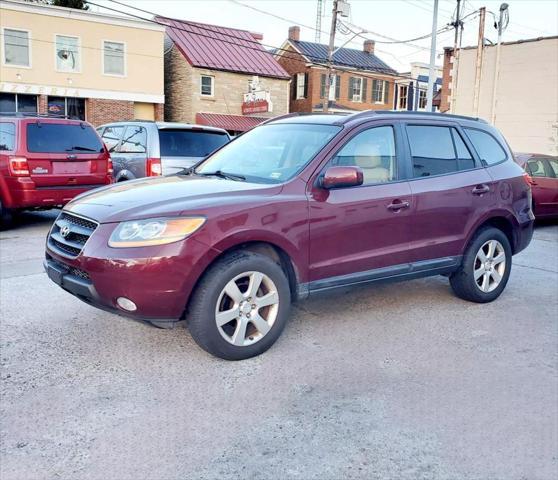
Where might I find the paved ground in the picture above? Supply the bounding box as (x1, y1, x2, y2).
(1, 211, 557, 480)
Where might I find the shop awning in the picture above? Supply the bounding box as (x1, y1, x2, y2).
(195, 113, 268, 132)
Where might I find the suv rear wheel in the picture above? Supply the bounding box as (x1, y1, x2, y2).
(187, 251, 291, 360)
(0, 200, 13, 230)
(450, 227, 512, 303)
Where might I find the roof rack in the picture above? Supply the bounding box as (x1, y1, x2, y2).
(343, 109, 488, 124)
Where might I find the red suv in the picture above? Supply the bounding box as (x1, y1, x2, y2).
(44, 112, 534, 360)
(0, 116, 112, 226)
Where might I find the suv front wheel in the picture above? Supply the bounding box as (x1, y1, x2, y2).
(187, 250, 291, 360)
(450, 227, 512, 303)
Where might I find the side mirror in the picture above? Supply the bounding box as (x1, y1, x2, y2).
(321, 166, 363, 189)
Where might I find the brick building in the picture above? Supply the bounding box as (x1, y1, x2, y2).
(275, 26, 399, 114)
(0, 0, 164, 126)
(160, 17, 290, 135)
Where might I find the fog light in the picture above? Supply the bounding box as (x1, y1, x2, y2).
(116, 297, 137, 312)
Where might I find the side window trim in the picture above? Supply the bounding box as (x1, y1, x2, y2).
(317, 120, 405, 188)
(401, 121, 485, 181)
(463, 126, 508, 167)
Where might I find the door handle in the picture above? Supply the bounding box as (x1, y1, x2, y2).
(387, 200, 410, 211)
(472, 184, 490, 195)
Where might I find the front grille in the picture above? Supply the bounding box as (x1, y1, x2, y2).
(48, 212, 98, 258)
(46, 254, 91, 280)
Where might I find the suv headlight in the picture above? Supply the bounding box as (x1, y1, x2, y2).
(108, 217, 206, 248)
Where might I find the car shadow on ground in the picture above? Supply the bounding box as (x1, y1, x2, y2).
(1, 209, 59, 233)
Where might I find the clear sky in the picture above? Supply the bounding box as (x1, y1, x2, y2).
(92, 0, 558, 72)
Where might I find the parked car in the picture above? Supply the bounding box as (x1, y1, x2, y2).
(0, 115, 112, 226)
(514, 153, 558, 219)
(96, 121, 230, 181)
(44, 111, 534, 360)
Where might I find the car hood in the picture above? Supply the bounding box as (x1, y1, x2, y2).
(64, 174, 282, 223)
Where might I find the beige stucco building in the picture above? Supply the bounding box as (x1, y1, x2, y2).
(441, 36, 558, 155)
(0, 0, 165, 125)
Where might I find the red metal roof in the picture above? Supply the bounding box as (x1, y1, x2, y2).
(195, 113, 267, 132)
(157, 17, 290, 79)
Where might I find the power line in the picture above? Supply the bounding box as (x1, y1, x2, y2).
(89, 0, 411, 78)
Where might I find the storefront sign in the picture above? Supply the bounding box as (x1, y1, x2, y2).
(242, 89, 272, 115)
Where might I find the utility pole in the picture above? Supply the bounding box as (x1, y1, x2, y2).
(491, 3, 509, 124)
(426, 0, 439, 112)
(450, 0, 462, 113)
(323, 0, 339, 113)
(472, 7, 486, 116)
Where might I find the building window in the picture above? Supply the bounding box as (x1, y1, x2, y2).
(47, 96, 85, 120)
(398, 85, 408, 110)
(3, 28, 30, 67)
(350, 77, 364, 102)
(296, 73, 306, 99)
(55, 35, 80, 72)
(372, 80, 389, 104)
(103, 40, 125, 76)
(322, 74, 340, 101)
(417, 89, 428, 110)
(0, 93, 38, 113)
(200, 75, 214, 96)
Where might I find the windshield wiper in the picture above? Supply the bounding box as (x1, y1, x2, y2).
(176, 166, 195, 176)
(197, 170, 246, 181)
(66, 146, 98, 152)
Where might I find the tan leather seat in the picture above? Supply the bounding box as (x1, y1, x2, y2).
(353, 144, 390, 183)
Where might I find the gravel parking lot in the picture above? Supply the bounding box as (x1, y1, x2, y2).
(1, 211, 557, 480)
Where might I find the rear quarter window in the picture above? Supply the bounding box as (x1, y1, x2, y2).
(464, 128, 507, 166)
(27, 123, 104, 153)
(159, 129, 229, 157)
(0, 122, 16, 151)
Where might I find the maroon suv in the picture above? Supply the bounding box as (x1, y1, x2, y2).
(0, 116, 112, 225)
(44, 111, 534, 360)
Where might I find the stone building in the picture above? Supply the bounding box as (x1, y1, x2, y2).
(160, 17, 290, 135)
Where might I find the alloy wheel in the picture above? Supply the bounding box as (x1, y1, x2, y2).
(473, 240, 506, 293)
(215, 271, 280, 347)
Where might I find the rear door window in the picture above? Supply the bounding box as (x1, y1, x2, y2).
(101, 125, 124, 152)
(406, 125, 474, 178)
(0, 122, 15, 151)
(26, 123, 104, 153)
(547, 157, 558, 177)
(159, 129, 229, 157)
(120, 126, 147, 153)
(464, 128, 507, 166)
(526, 159, 547, 178)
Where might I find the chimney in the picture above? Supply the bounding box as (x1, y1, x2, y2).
(363, 40, 375, 54)
(250, 32, 264, 41)
(288, 26, 300, 42)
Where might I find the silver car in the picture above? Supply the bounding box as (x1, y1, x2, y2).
(96, 121, 230, 181)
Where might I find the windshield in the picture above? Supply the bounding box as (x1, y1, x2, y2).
(195, 123, 341, 183)
(159, 129, 229, 157)
(27, 123, 104, 153)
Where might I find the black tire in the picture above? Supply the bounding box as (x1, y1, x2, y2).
(0, 199, 13, 230)
(187, 250, 291, 360)
(450, 227, 512, 303)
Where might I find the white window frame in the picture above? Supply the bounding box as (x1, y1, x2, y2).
(351, 77, 363, 102)
(398, 84, 408, 110)
(417, 88, 428, 110)
(373, 80, 386, 104)
(102, 40, 126, 77)
(200, 75, 214, 97)
(2, 27, 31, 68)
(296, 73, 306, 100)
(328, 75, 337, 101)
(54, 34, 81, 73)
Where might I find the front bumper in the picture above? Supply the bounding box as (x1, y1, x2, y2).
(44, 227, 221, 322)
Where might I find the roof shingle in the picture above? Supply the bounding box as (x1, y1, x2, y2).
(291, 40, 397, 75)
(158, 17, 290, 79)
